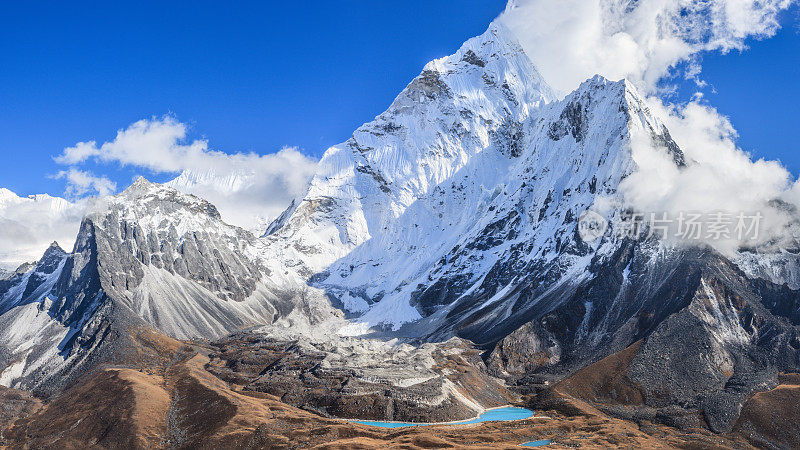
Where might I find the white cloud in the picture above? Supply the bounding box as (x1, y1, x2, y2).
(1, 115, 316, 268)
(500, 0, 793, 95)
(53, 168, 117, 197)
(619, 97, 797, 255)
(55, 117, 210, 171)
(54, 116, 319, 234)
(0, 189, 85, 270)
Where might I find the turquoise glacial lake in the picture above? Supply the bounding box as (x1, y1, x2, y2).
(351, 406, 534, 428)
(520, 439, 552, 447)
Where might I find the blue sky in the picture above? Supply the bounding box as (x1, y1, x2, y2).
(0, 1, 798, 197)
(672, 9, 800, 173)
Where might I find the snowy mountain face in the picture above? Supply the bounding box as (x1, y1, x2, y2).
(166, 168, 253, 193)
(265, 24, 684, 335)
(163, 147, 319, 237)
(260, 24, 554, 280)
(734, 250, 800, 290)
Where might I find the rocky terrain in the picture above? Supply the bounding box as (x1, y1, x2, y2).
(205, 332, 513, 423)
(1, 16, 800, 450)
(486, 245, 800, 433)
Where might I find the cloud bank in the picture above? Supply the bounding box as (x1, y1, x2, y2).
(54, 117, 319, 234)
(0, 189, 85, 270)
(500, 0, 793, 95)
(619, 98, 797, 254)
(2, 117, 317, 267)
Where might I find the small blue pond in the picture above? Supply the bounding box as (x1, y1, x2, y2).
(352, 406, 534, 428)
(520, 439, 552, 447)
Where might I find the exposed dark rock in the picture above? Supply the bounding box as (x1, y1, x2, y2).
(461, 50, 486, 67)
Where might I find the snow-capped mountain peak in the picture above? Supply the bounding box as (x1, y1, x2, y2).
(262, 23, 558, 280)
(263, 33, 686, 333)
(0, 188, 20, 205)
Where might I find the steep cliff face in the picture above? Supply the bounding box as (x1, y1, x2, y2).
(261, 23, 555, 283)
(0, 227, 113, 395)
(84, 178, 287, 338)
(520, 245, 800, 432)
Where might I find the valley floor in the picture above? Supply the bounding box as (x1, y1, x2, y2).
(1, 329, 791, 449)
